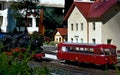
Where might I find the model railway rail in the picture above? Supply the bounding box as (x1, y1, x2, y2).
(41, 60, 119, 75)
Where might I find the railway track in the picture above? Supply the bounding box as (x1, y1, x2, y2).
(40, 60, 119, 75)
(43, 47, 120, 75)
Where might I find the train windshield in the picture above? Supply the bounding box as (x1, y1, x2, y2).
(101, 48, 116, 55)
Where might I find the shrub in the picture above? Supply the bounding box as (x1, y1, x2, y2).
(0, 42, 49, 75)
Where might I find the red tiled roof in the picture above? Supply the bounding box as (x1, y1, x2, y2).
(75, 2, 92, 18)
(64, 0, 118, 21)
(54, 28, 67, 36)
(88, 0, 118, 18)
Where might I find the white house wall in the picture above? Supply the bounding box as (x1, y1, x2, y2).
(27, 16, 38, 34)
(55, 31, 63, 43)
(0, 1, 12, 32)
(89, 22, 102, 44)
(0, 9, 8, 32)
(0, 1, 39, 33)
(102, 12, 120, 50)
(68, 7, 87, 43)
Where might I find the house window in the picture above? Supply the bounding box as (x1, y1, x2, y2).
(76, 38, 78, 43)
(93, 23, 96, 30)
(107, 39, 112, 44)
(59, 37, 61, 42)
(81, 23, 83, 31)
(71, 38, 73, 42)
(16, 18, 32, 27)
(36, 18, 39, 27)
(92, 39, 96, 44)
(71, 24, 73, 31)
(76, 23, 78, 31)
(81, 38, 83, 43)
(28, 18, 32, 27)
(56, 38, 58, 42)
(0, 16, 3, 26)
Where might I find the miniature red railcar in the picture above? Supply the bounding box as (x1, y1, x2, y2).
(57, 43, 117, 65)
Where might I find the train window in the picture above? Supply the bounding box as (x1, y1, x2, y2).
(100, 49, 104, 55)
(84, 48, 94, 54)
(69, 47, 75, 52)
(110, 48, 116, 54)
(104, 49, 111, 55)
(89, 48, 94, 54)
(76, 47, 80, 52)
(84, 48, 88, 52)
(79, 48, 84, 52)
(62, 46, 67, 52)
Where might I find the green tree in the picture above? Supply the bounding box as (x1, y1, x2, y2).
(11, 0, 64, 37)
(43, 7, 64, 37)
(10, 0, 40, 33)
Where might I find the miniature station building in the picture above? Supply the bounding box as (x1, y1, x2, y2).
(64, 0, 120, 51)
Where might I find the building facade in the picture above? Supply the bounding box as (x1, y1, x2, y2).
(53, 28, 67, 43)
(0, 0, 39, 33)
(0, 0, 65, 34)
(64, 0, 120, 50)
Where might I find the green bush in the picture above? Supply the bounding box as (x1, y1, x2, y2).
(0, 42, 49, 75)
(43, 41, 57, 46)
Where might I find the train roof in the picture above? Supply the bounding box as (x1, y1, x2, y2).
(59, 42, 116, 48)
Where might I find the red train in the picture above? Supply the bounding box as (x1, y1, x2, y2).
(57, 43, 117, 65)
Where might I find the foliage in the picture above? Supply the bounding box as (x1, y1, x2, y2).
(43, 41, 57, 46)
(10, 0, 39, 18)
(0, 41, 49, 75)
(10, 1, 64, 37)
(43, 7, 64, 37)
(10, 0, 40, 33)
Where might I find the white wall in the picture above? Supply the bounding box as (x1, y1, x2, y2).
(89, 22, 102, 44)
(68, 7, 87, 43)
(40, 0, 64, 5)
(102, 12, 120, 50)
(54, 31, 63, 43)
(0, 9, 8, 32)
(39, 0, 64, 7)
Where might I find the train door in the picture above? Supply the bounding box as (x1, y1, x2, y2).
(94, 48, 107, 65)
(57, 43, 64, 59)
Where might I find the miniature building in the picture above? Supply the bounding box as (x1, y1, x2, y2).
(53, 28, 67, 43)
(64, 0, 120, 50)
(0, 0, 64, 34)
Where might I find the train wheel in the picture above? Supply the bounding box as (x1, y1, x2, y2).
(59, 59, 65, 63)
(99, 64, 109, 70)
(65, 60, 70, 64)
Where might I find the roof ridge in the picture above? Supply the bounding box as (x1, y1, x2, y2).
(64, 0, 118, 20)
